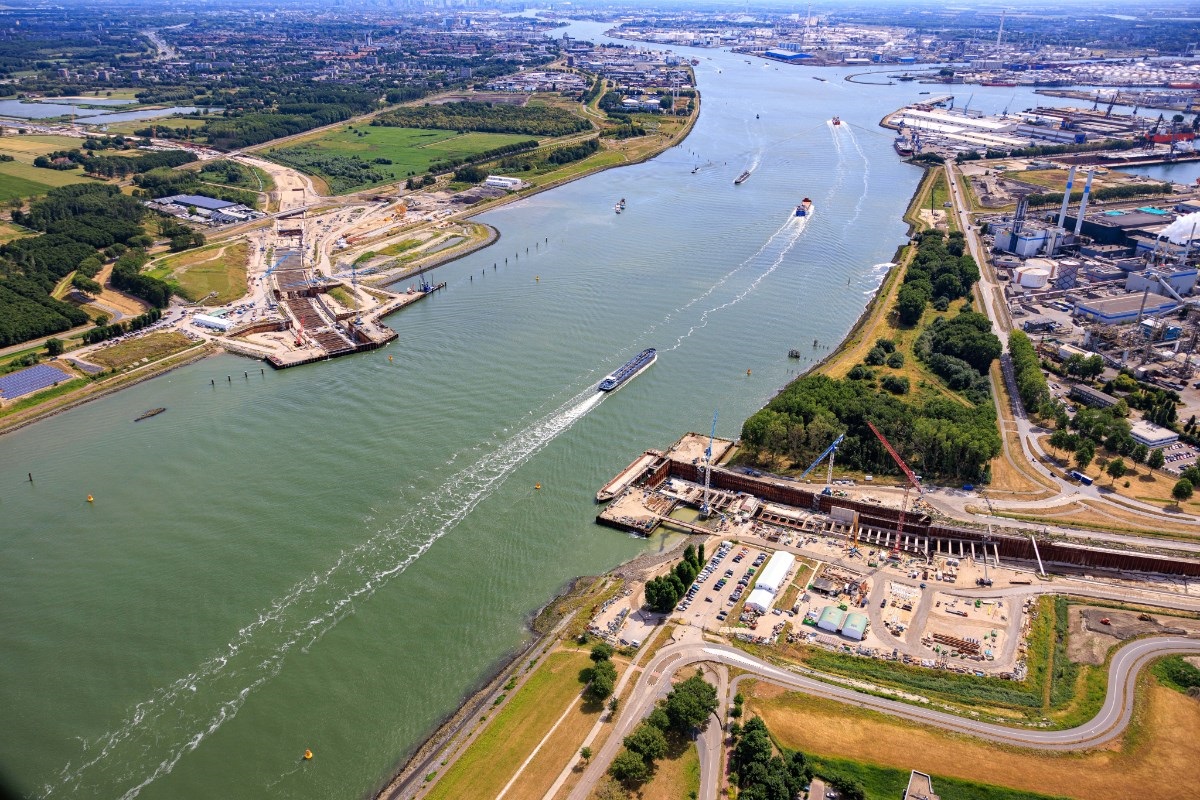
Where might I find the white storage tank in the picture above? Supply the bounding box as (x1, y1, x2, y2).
(1016, 266, 1050, 288)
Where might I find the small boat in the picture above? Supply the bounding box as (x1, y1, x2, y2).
(794, 198, 814, 217)
(919, 91, 931, 95)
(691, 166, 700, 174)
(734, 170, 752, 185)
(813, 77, 827, 82)
(756, 113, 760, 119)
(135, 407, 166, 422)
(598, 348, 656, 392)
(831, 115, 841, 126)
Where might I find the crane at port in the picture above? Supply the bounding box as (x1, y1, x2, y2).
(865, 421, 924, 560)
(700, 409, 718, 519)
(798, 433, 845, 491)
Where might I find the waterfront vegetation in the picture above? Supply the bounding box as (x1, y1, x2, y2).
(87, 331, 195, 370)
(373, 100, 592, 137)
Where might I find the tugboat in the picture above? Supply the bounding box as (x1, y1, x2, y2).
(794, 198, 814, 217)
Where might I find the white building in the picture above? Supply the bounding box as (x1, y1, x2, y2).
(755, 551, 795, 593)
(744, 587, 777, 615)
(484, 175, 524, 191)
(1130, 419, 1179, 449)
(193, 313, 233, 332)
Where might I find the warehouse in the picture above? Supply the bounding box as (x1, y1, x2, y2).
(1074, 293, 1178, 325)
(192, 313, 234, 332)
(754, 551, 795, 594)
(841, 612, 869, 641)
(817, 606, 846, 633)
(744, 587, 778, 615)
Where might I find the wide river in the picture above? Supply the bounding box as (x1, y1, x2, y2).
(0, 21, 1086, 800)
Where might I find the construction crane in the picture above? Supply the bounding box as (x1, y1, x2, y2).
(700, 409, 718, 519)
(1105, 95, 1117, 118)
(865, 421, 924, 560)
(798, 433, 845, 492)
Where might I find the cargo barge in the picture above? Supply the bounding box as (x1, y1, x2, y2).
(598, 348, 656, 392)
(734, 170, 752, 185)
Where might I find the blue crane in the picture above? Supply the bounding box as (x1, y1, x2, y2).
(700, 409, 718, 518)
(798, 433, 845, 492)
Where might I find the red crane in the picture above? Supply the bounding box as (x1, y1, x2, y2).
(865, 421, 924, 559)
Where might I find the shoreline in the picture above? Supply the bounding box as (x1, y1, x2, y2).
(373, 532, 704, 800)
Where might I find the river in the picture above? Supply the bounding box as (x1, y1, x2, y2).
(0, 21, 1087, 800)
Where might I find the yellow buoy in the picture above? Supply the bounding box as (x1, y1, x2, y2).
(388, 355, 393, 362)
(535, 275, 540, 282)
(303, 749, 313, 761)
(87, 495, 94, 503)
(535, 483, 542, 490)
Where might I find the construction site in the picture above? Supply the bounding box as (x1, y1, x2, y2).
(593, 431, 1200, 681)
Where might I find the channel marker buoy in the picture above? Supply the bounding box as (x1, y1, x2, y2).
(746, 369, 752, 376)
(303, 749, 313, 761)
(87, 494, 94, 503)
(535, 483, 542, 490)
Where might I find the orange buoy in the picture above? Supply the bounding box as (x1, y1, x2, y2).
(87, 495, 94, 503)
(388, 355, 393, 363)
(746, 369, 752, 375)
(535, 483, 542, 490)
(303, 749, 313, 760)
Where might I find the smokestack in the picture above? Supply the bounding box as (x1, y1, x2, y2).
(1013, 195, 1029, 235)
(1182, 222, 1197, 265)
(1072, 170, 1094, 237)
(1057, 165, 1076, 230)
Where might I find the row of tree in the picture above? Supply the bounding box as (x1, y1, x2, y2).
(1008, 331, 1050, 413)
(1026, 182, 1172, 209)
(546, 137, 599, 165)
(913, 310, 1002, 405)
(730, 716, 822, 800)
(643, 544, 706, 613)
(607, 672, 718, 789)
(33, 148, 197, 178)
(111, 249, 170, 308)
(81, 308, 163, 345)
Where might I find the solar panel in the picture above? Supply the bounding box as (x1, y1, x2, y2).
(0, 363, 71, 399)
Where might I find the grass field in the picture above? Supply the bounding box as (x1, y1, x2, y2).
(271, 126, 535, 193)
(0, 134, 85, 156)
(748, 675, 1198, 800)
(87, 331, 196, 370)
(423, 650, 594, 800)
(639, 734, 700, 800)
(808, 753, 1067, 800)
(149, 242, 249, 304)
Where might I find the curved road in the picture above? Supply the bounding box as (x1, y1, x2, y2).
(569, 633, 1199, 799)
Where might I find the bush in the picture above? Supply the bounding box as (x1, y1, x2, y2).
(885, 351, 905, 368)
(881, 375, 910, 395)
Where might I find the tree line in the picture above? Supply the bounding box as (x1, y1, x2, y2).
(82, 308, 163, 345)
(33, 148, 197, 178)
(896, 229, 980, 326)
(372, 101, 593, 138)
(643, 544, 705, 613)
(1025, 182, 1172, 208)
(1008, 330, 1051, 413)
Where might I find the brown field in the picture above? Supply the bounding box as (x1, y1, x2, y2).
(746, 679, 1199, 800)
(87, 331, 197, 369)
(639, 737, 700, 800)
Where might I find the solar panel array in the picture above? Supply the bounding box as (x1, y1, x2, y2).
(0, 363, 70, 399)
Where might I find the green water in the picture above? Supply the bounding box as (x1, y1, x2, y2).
(0, 29, 1066, 800)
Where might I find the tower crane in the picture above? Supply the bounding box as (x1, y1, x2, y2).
(865, 421, 925, 560)
(700, 409, 718, 518)
(798, 433, 845, 492)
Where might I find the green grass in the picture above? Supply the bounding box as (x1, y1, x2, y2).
(271, 126, 534, 193)
(377, 238, 421, 257)
(152, 241, 249, 304)
(809, 754, 1069, 800)
(1151, 656, 1200, 694)
(422, 650, 592, 800)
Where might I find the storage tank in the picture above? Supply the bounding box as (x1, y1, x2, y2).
(1016, 266, 1050, 288)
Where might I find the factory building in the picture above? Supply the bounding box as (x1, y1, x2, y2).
(1065, 208, 1177, 246)
(483, 175, 524, 191)
(1130, 420, 1180, 449)
(841, 612, 868, 641)
(1073, 293, 1178, 325)
(1125, 267, 1199, 298)
(1069, 384, 1119, 409)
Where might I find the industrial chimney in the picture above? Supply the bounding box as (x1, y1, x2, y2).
(1057, 165, 1076, 230)
(1072, 170, 1095, 237)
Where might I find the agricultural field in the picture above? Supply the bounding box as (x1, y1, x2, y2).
(269, 126, 534, 193)
(147, 241, 249, 305)
(0, 133, 98, 200)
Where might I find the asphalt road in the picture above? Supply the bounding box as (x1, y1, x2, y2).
(584, 631, 1198, 800)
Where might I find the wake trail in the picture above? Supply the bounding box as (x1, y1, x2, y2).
(43, 389, 606, 800)
(664, 215, 813, 352)
(840, 124, 871, 232)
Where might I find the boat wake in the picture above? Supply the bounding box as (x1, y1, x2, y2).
(838, 124, 870, 232)
(40, 388, 605, 800)
(663, 217, 813, 352)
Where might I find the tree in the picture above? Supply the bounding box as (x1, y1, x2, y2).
(896, 282, 928, 326)
(608, 750, 650, 787)
(586, 659, 616, 702)
(579, 746, 592, 765)
(665, 673, 719, 735)
(1148, 448, 1166, 473)
(45, 337, 63, 356)
(624, 723, 667, 762)
(590, 643, 614, 662)
(1074, 440, 1095, 470)
(1172, 478, 1193, 505)
(1048, 429, 1075, 458)
(1106, 458, 1127, 485)
(1132, 443, 1149, 466)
